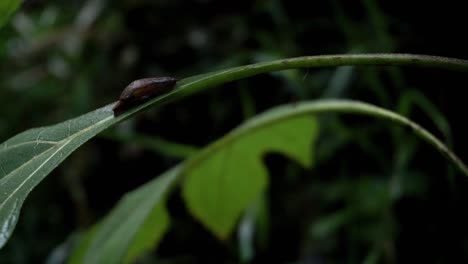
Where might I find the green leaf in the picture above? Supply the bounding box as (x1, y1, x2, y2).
(69, 111, 318, 262)
(0, 107, 114, 248)
(123, 200, 169, 263)
(68, 98, 468, 262)
(67, 225, 99, 264)
(0, 92, 179, 249)
(69, 110, 317, 261)
(180, 99, 468, 239)
(0, 77, 183, 249)
(68, 167, 178, 264)
(182, 111, 318, 239)
(0, 0, 21, 29)
(2, 54, 468, 250)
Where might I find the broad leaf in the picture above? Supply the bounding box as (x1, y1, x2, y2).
(68, 99, 468, 262)
(0, 74, 205, 249)
(0, 87, 180, 249)
(68, 167, 178, 264)
(1, 54, 467, 250)
(69, 113, 318, 262)
(180, 99, 468, 239)
(0, 107, 114, 248)
(182, 113, 318, 239)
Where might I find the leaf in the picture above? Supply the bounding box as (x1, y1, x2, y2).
(68, 99, 468, 262)
(123, 200, 169, 263)
(2, 54, 468, 249)
(68, 167, 178, 264)
(0, 75, 199, 249)
(0, 106, 114, 248)
(180, 99, 468, 239)
(0, 0, 21, 29)
(69, 113, 318, 262)
(182, 110, 319, 239)
(0, 89, 180, 249)
(68, 112, 316, 262)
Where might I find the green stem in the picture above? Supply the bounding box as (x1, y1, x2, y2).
(127, 54, 468, 175)
(183, 99, 468, 177)
(308, 100, 468, 176)
(177, 54, 468, 96)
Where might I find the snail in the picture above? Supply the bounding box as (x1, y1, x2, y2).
(113, 77, 178, 116)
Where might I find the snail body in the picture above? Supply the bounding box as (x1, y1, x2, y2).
(113, 77, 177, 116)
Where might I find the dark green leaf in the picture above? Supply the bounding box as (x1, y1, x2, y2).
(1, 54, 467, 250)
(68, 168, 178, 264)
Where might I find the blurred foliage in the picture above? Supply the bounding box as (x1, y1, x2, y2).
(0, 0, 21, 29)
(1, 0, 468, 263)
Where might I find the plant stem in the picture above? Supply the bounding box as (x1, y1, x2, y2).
(174, 54, 468, 176)
(178, 54, 468, 95)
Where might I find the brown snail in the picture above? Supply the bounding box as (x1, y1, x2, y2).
(113, 77, 178, 116)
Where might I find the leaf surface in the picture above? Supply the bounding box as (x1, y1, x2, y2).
(182, 113, 318, 238)
(68, 168, 178, 264)
(2, 54, 467, 249)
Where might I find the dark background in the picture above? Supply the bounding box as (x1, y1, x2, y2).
(1, 0, 468, 263)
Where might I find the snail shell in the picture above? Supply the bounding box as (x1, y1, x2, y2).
(113, 77, 177, 116)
